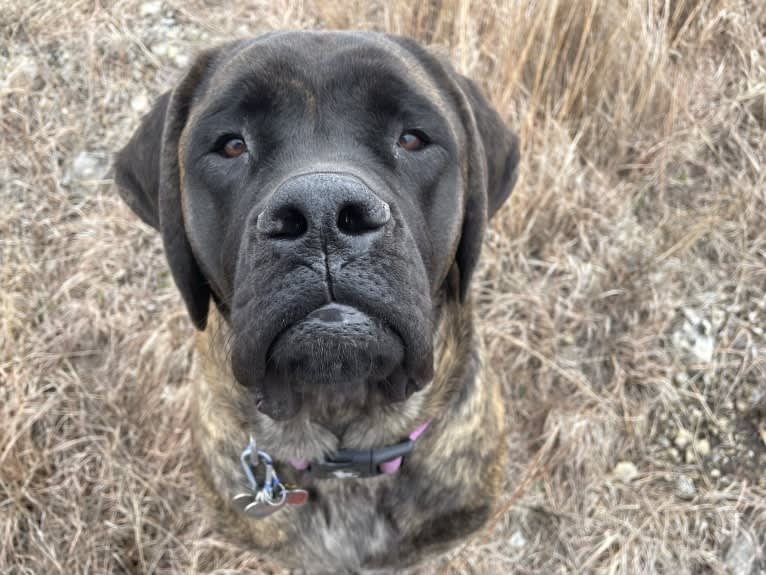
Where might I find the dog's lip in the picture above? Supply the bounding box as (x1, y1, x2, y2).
(304, 303, 371, 324)
(264, 302, 399, 365)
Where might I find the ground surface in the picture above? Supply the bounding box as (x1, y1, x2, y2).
(1, 1, 765, 573)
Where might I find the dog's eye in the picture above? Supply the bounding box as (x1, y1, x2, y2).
(221, 137, 247, 158)
(397, 130, 428, 151)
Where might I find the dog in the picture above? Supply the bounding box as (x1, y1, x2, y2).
(114, 30, 519, 574)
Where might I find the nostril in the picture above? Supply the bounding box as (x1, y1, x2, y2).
(276, 207, 308, 238)
(337, 201, 390, 235)
(337, 205, 364, 235)
(257, 206, 308, 238)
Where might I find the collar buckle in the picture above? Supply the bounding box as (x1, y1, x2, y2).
(309, 439, 415, 479)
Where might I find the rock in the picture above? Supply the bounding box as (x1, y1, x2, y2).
(710, 468, 721, 478)
(509, 530, 526, 548)
(140, 1, 162, 16)
(68, 151, 109, 181)
(711, 307, 726, 330)
(672, 308, 715, 363)
(174, 53, 190, 68)
(675, 428, 693, 449)
(725, 533, 757, 575)
(614, 461, 638, 483)
(151, 43, 168, 57)
(675, 475, 696, 499)
(695, 438, 711, 457)
(737, 399, 749, 412)
(131, 92, 149, 113)
(4, 56, 39, 90)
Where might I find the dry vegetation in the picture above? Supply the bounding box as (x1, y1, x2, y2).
(2, 0, 765, 573)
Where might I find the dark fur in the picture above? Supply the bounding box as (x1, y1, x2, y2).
(115, 31, 519, 574)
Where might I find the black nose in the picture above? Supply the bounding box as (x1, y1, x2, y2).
(256, 173, 391, 242)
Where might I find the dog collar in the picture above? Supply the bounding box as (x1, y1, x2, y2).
(232, 421, 431, 518)
(288, 421, 431, 479)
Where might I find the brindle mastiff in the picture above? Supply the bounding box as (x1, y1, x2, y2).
(114, 31, 519, 574)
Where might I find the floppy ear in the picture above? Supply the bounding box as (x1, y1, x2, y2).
(454, 75, 520, 301)
(114, 52, 219, 330)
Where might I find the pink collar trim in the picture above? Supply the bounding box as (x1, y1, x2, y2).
(288, 420, 431, 476)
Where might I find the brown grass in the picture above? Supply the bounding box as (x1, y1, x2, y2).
(2, 0, 765, 573)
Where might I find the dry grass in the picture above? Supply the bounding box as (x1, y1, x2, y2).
(2, 0, 765, 573)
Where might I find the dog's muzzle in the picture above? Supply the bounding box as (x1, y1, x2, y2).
(231, 172, 430, 419)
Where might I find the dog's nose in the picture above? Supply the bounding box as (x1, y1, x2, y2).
(256, 173, 390, 243)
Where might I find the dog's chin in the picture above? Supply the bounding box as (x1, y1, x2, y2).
(250, 303, 421, 420)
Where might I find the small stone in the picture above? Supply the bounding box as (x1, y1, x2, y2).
(685, 447, 696, 463)
(151, 43, 168, 57)
(675, 475, 696, 499)
(675, 428, 693, 449)
(131, 92, 149, 113)
(140, 1, 162, 16)
(711, 308, 726, 329)
(614, 461, 638, 483)
(5, 56, 39, 89)
(711, 468, 721, 478)
(668, 447, 680, 461)
(509, 530, 526, 548)
(760, 427, 766, 447)
(173, 53, 190, 68)
(736, 399, 749, 412)
(751, 387, 764, 407)
(69, 151, 108, 181)
(725, 533, 757, 575)
(673, 308, 715, 363)
(694, 439, 711, 457)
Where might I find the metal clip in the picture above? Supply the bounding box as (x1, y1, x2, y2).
(232, 436, 307, 518)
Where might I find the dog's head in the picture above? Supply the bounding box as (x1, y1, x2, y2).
(115, 31, 518, 420)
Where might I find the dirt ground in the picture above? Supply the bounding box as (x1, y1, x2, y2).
(1, 1, 765, 573)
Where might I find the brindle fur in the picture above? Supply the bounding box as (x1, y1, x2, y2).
(193, 282, 507, 573)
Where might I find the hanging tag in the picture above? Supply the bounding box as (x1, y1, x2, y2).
(283, 486, 309, 506)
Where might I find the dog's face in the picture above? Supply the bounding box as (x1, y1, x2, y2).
(115, 31, 518, 420)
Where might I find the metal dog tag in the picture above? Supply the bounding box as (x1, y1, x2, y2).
(232, 491, 257, 514)
(243, 489, 287, 518)
(283, 486, 309, 506)
(231, 437, 308, 519)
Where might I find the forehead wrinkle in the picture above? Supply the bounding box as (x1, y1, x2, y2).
(189, 44, 320, 131)
(367, 34, 461, 143)
(184, 39, 269, 130)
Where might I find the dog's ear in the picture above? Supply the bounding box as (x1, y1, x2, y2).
(114, 92, 169, 230)
(114, 51, 220, 330)
(453, 75, 520, 301)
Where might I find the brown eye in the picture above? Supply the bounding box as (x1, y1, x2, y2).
(222, 137, 247, 158)
(398, 131, 427, 151)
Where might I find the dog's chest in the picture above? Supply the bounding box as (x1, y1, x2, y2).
(269, 480, 414, 574)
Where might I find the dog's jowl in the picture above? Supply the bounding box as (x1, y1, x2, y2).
(115, 31, 519, 574)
